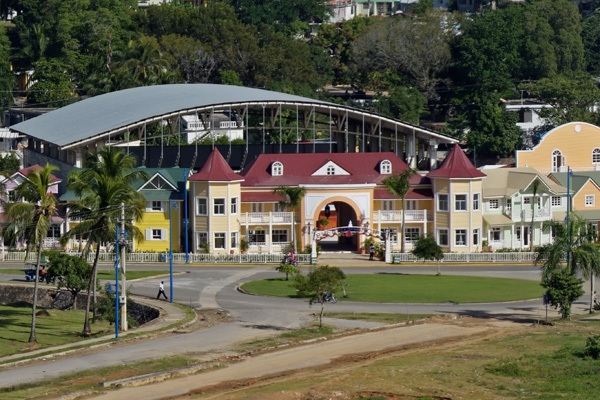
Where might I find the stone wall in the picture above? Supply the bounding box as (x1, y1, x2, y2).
(0, 284, 159, 325)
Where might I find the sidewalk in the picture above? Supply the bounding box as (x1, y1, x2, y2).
(0, 296, 191, 365)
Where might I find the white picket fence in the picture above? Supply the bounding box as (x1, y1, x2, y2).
(390, 252, 538, 264)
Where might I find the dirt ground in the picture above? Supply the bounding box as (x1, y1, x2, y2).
(89, 316, 528, 400)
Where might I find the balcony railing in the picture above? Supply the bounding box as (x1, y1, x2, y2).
(240, 212, 294, 224)
(373, 210, 428, 223)
(521, 208, 552, 221)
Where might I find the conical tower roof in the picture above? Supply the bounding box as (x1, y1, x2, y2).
(427, 144, 486, 179)
(189, 148, 244, 182)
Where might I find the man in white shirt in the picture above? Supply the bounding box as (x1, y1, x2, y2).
(157, 281, 168, 300)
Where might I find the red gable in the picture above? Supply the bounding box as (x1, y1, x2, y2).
(241, 152, 409, 187)
(189, 148, 244, 182)
(427, 144, 485, 179)
(18, 165, 61, 183)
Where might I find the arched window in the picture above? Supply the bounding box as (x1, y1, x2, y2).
(271, 161, 283, 176)
(380, 160, 392, 174)
(552, 150, 563, 172)
(593, 148, 600, 164)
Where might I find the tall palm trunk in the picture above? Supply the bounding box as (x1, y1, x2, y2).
(28, 243, 44, 342)
(400, 196, 406, 253)
(83, 244, 101, 334)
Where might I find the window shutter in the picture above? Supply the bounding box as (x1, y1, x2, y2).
(145, 228, 152, 240)
(161, 229, 167, 240)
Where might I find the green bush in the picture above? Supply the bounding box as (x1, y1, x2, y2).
(585, 335, 600, 359)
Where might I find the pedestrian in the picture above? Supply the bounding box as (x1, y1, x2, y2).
(157, 281, 168, 300)
(369, 244, 375, 261)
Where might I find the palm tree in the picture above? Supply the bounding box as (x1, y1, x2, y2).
(536, 215, 600, 315)
(61, 147, 146, 334)
(382, 168, 414, 253)
(3, 164, 59, 342)
(273, 186, 306, 254)
(529, 179, 540, 251)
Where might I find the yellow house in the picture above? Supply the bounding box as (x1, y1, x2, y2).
(427, 144, 485, 253)
(516, 122, 600, 174)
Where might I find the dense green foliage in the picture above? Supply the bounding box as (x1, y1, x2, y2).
(46, 252, 93, 309)
(1, 0, 599, 158)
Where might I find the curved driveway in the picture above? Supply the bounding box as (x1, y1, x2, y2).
(0, 262, 596, 389)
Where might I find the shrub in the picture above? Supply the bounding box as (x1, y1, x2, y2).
(585, 335, 600, 359)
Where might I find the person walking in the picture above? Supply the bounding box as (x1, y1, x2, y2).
(369, 244, 375, 261)
(157, 281, 168, 300)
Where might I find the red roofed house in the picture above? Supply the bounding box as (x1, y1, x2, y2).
(427, 144, 486, 252)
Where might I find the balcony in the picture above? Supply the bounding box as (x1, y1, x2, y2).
(240, 212, 294, 225)
(521, 208, 552, 221)
(373, 210, 429, 223)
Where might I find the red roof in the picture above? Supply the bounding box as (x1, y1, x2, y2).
(374, 188, 433, 200)
(427, 144, 485, 179)
(241, 152, 409, 187)
(188, 148, 244, 182)
(241, 192, 285, 202)
(18, 165, 61, 183)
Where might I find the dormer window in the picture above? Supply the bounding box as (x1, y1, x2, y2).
(272, 161, 283, 176)
(380, 160, 392, 174)
(326, 165, 335, 175)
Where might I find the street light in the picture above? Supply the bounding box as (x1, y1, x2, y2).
(169, 199, 179, 303)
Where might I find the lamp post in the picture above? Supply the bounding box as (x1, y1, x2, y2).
(184, 168, 188, 264)
(566, 167, 572, 267)
(169, 199, 178, 303)
(114, 226, 120, 339)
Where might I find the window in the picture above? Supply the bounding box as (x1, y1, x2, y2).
(196, 197, 207, 216)
(404, 227, 420, 243)
(523, 197, 531, 205)
(326, 165, 335, 175)
(593, 148, 600, 164)
(380, 160, 392, 174)
(388, 229, 399, 244)
(586, 195, 595, 207)
(516, 227, 521, 241)
(406, 200, 417, 210)
(491, 227, 502, 242)
(272, 161, 283, 176)
(214, 232, 226, 249)
(7, 190, 18, 202)
(47, 225, 60, 238)
(552, 149, 563, 172)
(552, 196, 562, 207)
(251, 203, 263, 213)
(473, 229, 479, 246)
(506, 199, 512, 213)
(213, 198, 225, 215)
(455, 194, 467, 211)
(437, 194, 449, 211)
(196, 232, 208, 250)
(382, 200, 394, 211)
(151, 201, 163, 212)
(248, 229, 266, 245)
(489, 199, 499, 210)
(146, 228, 165, 241)
(473, 193, 480, 211)
(272, 229, 289, 244)
(231, 197, 238, 214)
(438, 229, 449, 246)
(230, 232, 238, 248)
(455, 229, 467, 246)
(274, 203, 285, 212)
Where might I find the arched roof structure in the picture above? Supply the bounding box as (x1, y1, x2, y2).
(10, 84, 457, 152)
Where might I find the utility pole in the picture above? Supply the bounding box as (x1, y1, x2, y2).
(120, 202, 128, 331)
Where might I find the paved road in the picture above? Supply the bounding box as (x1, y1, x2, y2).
(0, 261, 597, 390)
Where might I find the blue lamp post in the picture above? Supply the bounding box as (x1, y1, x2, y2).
(169, 199, 178, 303)
(184, 168, 188, 264)
(114, 226, 120, 339)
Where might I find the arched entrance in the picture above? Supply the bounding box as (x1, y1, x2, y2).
(314, 201, 360, 253)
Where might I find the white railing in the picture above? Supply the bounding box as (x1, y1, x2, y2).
(240, 212, 294, 224)
(373, 210, 428, 223)
(391, 251, 538, 263)
(521, 208, 552, 221)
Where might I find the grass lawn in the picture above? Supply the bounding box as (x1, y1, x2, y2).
(0, 305, 113, 358)
(241, 274, 544, 303)
(219, 319, 600, 400)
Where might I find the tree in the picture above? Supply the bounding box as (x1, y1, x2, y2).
(276, 263, 299, 281)
(45, 252, 92, 309)
(26, 59, 76, 108)
(382, 169, 414, 253)
(374, 86, 426, 125)
(0, 152, 21, 175)
(3, 164, 59, 342)
(0, 24, 15, 117)
(412, 235, 444, 275)
(61, 147, 146, 334)
(542, 268, 584, 320)
(536, 215, 600, 316)
(273, 186, 306, 254)
(294, 265, 346, 327)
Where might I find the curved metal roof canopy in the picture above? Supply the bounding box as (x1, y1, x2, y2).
(10, 84, 457, 150)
